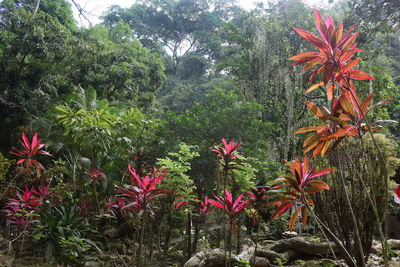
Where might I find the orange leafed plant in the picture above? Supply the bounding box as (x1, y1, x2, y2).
(271, 156, 334, 231)
(289, 8, 390, 157)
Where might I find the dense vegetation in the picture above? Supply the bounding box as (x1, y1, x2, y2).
(0, 0, 399, 266)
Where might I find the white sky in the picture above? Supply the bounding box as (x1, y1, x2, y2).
(71, 0, 332, 27)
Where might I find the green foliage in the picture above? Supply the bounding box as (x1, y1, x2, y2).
(0, 152, 15, 196)
(156, 143, 199, 203)
(35, 204, 98, 264)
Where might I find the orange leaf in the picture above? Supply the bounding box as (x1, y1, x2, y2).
(301, 206, 308, 226)
(342, 32, 359, 52)
(334, 22, 343, 46)
(327, 82, 335, 101)
(289, 207, 301, 232)
(305, 81, 324, 94)
(360, 94, 373, 115)
(314, 8, 328, 42)
(308, 180, 330, 190)
(295, 126, 320, 134)
(342, 58, 360, 73)
(306, 101, 325, 119)
(313, 142, 325, 157)
(302, 58, 322, 72)
(289, 52, 321, 61)
(339, 95, 355, 119)
(321, 139, 332, 156)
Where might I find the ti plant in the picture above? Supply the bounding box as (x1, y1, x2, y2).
(115, 164, 171, 266)
(11, 132, 53, 171)
(271, 157, 334, 232)
(286, 7, 391, 267)
(208, 189, 250, 267)
(211, 138, 242, 195)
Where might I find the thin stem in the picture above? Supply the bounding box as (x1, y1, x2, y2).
(335, 152, 366, 267)
(306, 203, 355, 266)
(335, 67, 389, 266)
(339, 146, 386, 254)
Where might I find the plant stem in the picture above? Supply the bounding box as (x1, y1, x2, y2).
(303, 193, 356, 267)
(336, 67, 389, 266)
(335, 153, 366, 267)
(137, 207, 147, 267)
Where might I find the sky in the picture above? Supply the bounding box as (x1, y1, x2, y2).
(71, 0, 332, 27)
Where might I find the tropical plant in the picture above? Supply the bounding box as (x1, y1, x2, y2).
(10, 132, 53, 174)
(2, 185, 40, 229)
(208, 189, 250, 267)
(115, 164, 171, 266)
(271, 157, 334, 231)
(36, 204, 98, 264)
(287, 7, 392, 267)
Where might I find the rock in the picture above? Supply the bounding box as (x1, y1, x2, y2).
(238, 247, 255, 261)
(170, 250, 185, 262)
(184, 251, 204, 267)
(84, 261, 104, 267)
(282, 231, 297, 238)
(184, 248, 233, 267)
(253, 256, 271, 267)
(388, 239, 400, 249)
(238, 247, 271, 267)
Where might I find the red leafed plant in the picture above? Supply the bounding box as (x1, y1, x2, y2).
(209, 189, 250, 266)
(247, 186, 271, 225)
(289, 8, 390, 158)
(86, 166, 104, 182)
(286, 8, 392, 267)
(295, 95, 390, 157)
(115, 164, 171, 266)
(211, 138, 242, 166)
(174, 195, 188, 209)
(271, 157, 334, 231)
(289, 8, 373, 98)
(211, 138, 242, 203)
(209, 189, 250, 234)
(10, 132, 53, 171)
(2, 185, 40, 229)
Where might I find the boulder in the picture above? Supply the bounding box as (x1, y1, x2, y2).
(184, 248, 231, 267)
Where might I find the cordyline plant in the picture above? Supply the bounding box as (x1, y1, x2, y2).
(211, 138, 242, 195)
(207, 189, 250, 267)
(271, 157, 333, 231)
(115, 164, 171, 266)
(287, 7, 391, 267)
(11, 132, 53, 171)
(85, 165, 104, 213)
(2, 185, 52, 231)
(211, 138, 243, 251)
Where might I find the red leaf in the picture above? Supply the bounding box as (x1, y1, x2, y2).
(314, 8, 328, 42)
(309, 168, 335, 178)
(305, 81, 324, 94)
(348, 70, 374, 80)
(293, 27, 328, 50)
(342, 58, 360, 73)
(289, 207, 301, 232)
